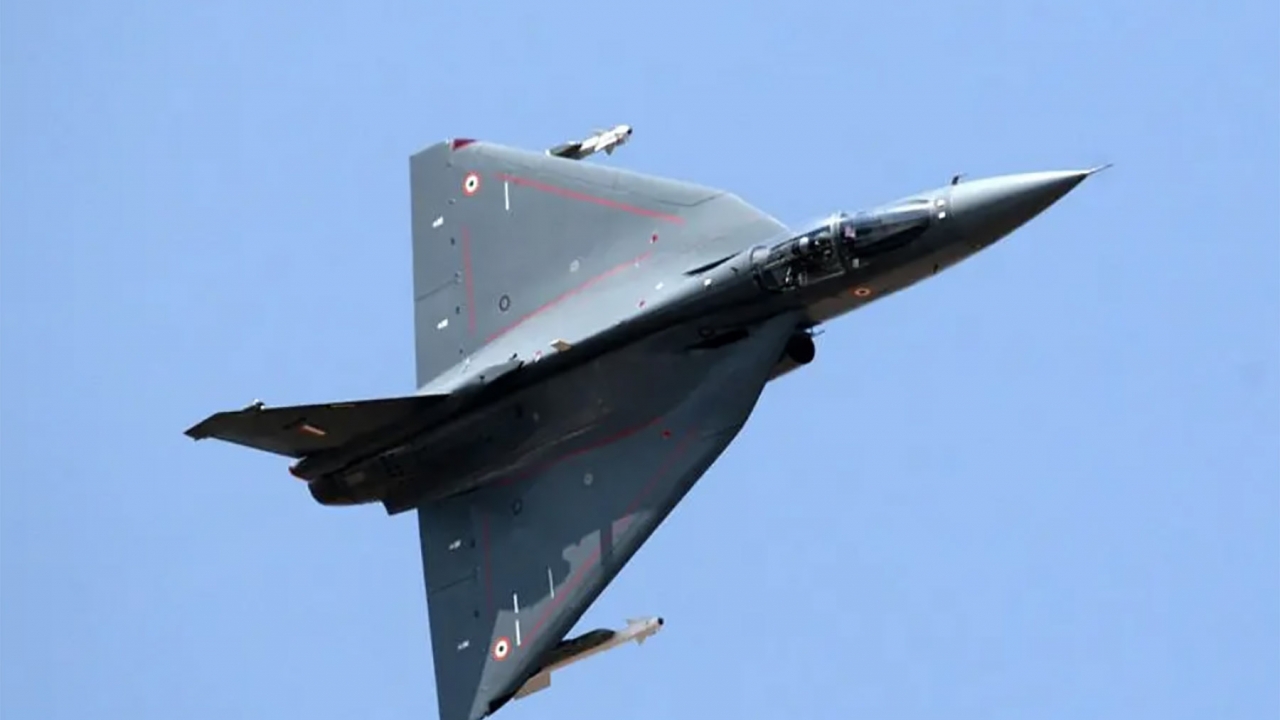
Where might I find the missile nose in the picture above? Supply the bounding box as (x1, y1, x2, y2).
(656, 617, 664, 626)
(949, 167, 1105, 245)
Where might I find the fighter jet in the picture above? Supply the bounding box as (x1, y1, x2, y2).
(546, 124, 632, 160)
(184, 135, 1104, 720)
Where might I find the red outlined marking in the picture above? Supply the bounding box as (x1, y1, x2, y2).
(613, 430, 696, 536)
(461, 226, 476, 333)
(496, 173, 683, 224)
(492, 636, 511, 661)
(477, 415, 667, 650)
(526, 428, 697, 642)
(485, 251, 653, 343)
(463, 172, 481, 196)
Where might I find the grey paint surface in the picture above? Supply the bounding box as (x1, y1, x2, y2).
(417, 311, 803, 720)
(184, 136, 1103, 720)
(408, 140, 788, 393)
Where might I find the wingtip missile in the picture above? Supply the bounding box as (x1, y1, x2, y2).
(546, 124, 634, 161)
(625, 615, 663, 644)
(513, 616, 663, 700)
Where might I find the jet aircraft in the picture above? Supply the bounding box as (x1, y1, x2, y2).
(184, 134, 1104, 720)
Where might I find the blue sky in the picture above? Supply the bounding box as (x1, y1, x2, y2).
(2, 0, 1276, 718)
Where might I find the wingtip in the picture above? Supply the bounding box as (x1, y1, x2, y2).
(1085, 163, 1114, 176)
(184, 418, 217, 441)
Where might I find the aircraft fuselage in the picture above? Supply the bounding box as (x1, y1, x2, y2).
(307, 170, 1096, 513)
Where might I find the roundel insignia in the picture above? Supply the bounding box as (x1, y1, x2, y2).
(463, 172, 481, 196)
(492, 636, 511, 661)
(852, 287, 872, 298)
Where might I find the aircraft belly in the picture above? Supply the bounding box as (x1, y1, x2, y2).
(381, 316, 755, 511)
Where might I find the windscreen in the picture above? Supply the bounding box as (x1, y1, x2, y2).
(837, 198, 934, 250)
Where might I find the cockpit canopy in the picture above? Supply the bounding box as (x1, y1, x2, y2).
(826, 197, 936, 247)
(750, 195, 943, 293)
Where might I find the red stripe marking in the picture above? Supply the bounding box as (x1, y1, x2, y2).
(485, 251, 652, 343)
(461, 226, 476, 334)
(527, 428, 697, 642)
(480, 418, 666, 657)
(497, 173, 684, 224)
(614, 432, 690, 536)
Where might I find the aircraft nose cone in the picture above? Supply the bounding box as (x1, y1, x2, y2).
(950, 168, 1101, 245)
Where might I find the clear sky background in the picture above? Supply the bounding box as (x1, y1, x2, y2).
(3, 1, 1277, 718)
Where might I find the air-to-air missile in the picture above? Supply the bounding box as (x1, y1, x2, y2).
(512, 617, 664, 700)
(546, 124, 633, 160)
